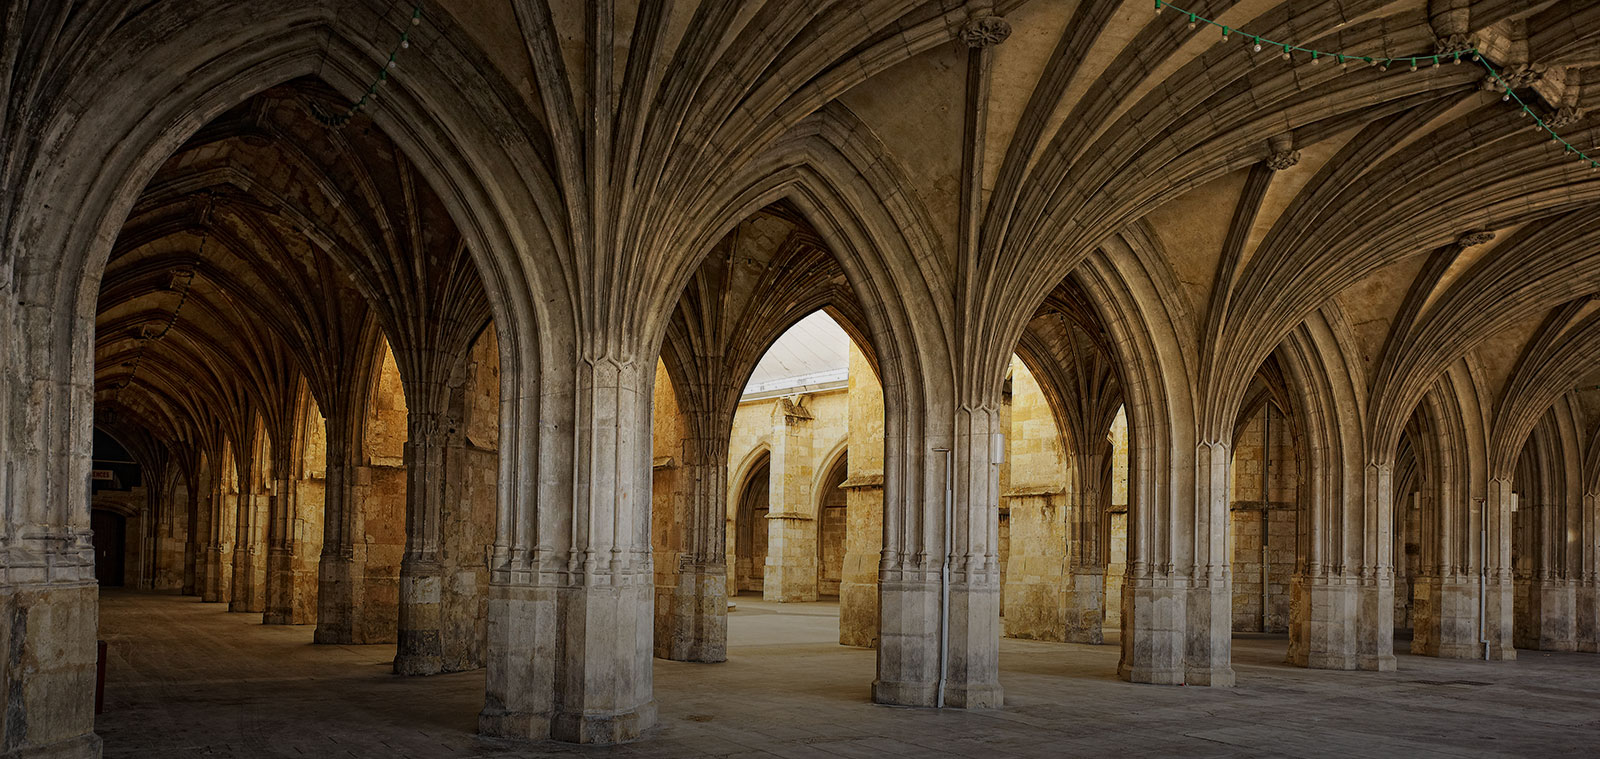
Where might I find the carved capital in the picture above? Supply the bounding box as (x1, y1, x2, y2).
(1483, 65, 1542, 91)
(775, 396, 813, 421)
(1547, 106, 1581, 129)
(1433, 33, 1474, 56)
(1456, 230, 1495, 248)
(960, 15, 1011, 48)
(1266, 149, 1301, 171)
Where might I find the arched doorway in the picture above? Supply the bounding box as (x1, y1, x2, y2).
(91, 510, 128, 587)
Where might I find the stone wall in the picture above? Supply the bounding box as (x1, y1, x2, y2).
(1228, 404, 1299, 633)
(726, 382, 850, 603)
(289, 398, 327, 624)
(839, 345, 884, 646)
(651, 359, 689, 656)
(353, 343, 409, 643)
(438, 326, 499, 670)
(1000, 359, 1070, 641)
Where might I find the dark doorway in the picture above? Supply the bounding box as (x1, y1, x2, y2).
(92, 509, 126, 586)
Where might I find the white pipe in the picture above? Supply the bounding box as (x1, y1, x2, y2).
(1480, 526, 1489, 661)
(933, 446, 953, 709)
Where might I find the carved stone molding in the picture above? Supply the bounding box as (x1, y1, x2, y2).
(1434, 33, 1474, 56)
(1483, 65, 1542, 91)
(1267, 150, 1301, 171)
(1547, 107, 1581, 130)
(960, 15, 1011, 48)
(1456, 230, 1495, 248)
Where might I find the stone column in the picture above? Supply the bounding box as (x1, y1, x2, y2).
(875, 15, 1009, 708)
(1354, 463, 1397, 670)
(1518, 494, 1578, 651)
(183, 474, 201, 596)
(838, 344, 885, 648)
(264, 474, 295, 623)
(661, 403, 729, 662)
(481, 356, 655, 744)
(396, 411, 449, 675)
(0, 300, 101, 756)
(203, 476, 235, 604)
(875, 404, 1004, 708)
(1414, 483, 1499, 658)
(1579, 491, 1599, 652)
(764, 398, 817, 602)
(1186, 440, 1236, 686)
(0, 534, 102, 758)
(1063, 450, 1107, 644)
(316, 422, 360, 643)
(838, 474, 884, 647)
(230, 486, 265, 613)
(1484, 480, 1517, 660)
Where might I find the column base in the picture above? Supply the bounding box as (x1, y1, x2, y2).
(1062, 570, 1106, 645)
(1358, 654, 1398, 672)
(393, 633, 444, 676)
(550, 702, 656, 744)
(1289, 574, 1360, 671)
(1, 580, 100, 759)
(871, 678, 937, 706)
(315, 555, 355, 644)
(942, 680, 1003, 708)
(1117, 574, 1185, 685)
(395, 568, 443, 676)
(478, 707, 549, 744)
(874, 571, 940, 705)
(1183, 666, 1235, 687)
(660, 563, 727, 663)
(1185, 576, 1235, 687)
(1, 732, 103, 759)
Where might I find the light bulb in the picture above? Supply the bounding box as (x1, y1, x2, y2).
(401, 39, 410, 49)
(1502, 91, 1511, 102)
(1253, 40, 1262, 53)
(1409, 59, 1418, 72)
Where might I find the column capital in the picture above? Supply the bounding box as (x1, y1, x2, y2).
(959, 15, 1011, 47)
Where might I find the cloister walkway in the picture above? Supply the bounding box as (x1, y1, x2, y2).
(96, 590, 1600, 758)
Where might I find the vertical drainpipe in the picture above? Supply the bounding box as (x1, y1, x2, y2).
(1481, 526, 1489, 660)
(1261, 405, 1271, 632)
(934, 446, 952, 708)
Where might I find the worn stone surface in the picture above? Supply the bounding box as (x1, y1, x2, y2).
(6, 1, 1600, 753)
(93, 590, 1600, 758)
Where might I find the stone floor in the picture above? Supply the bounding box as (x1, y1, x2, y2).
(96, 588, 1600, 758)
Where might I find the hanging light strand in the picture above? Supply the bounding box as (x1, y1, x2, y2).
(313, 5, 423, 127)
(1154, 0, 1598, 172)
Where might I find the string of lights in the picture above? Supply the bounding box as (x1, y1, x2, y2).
(114, 198, 211, 404)
(312, 5, 423, 127)
(1153, 0, 1597, 172)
